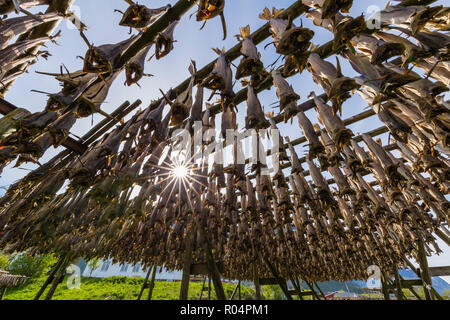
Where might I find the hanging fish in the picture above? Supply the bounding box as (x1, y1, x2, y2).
(0, 34, 58, 67)
(245, 84, 269, 129)
(125, 45, 152, 86)
(196, 0, 227, 40)
(83, 34, 139, 74)
(155, 19, 179, 60)
(0, 0, 51, 16)
(285, 137, 302, 174)
(332, 14, 366, 51)
(321, 0, 353, 20)
(0, 12, 61, 50)
(269, 118, 289, 163)
(296, 111, 324, 161)
(160, 62, 195, 127)
(271, 69, 300, 111)
(221, 102, 237, 138)
(259, 7, 314, 55)
(374, 104, 411, 143)
(235, 25, 264, 80)
(201, 47, 229, 92)
(311, 92, 353, 149)
(350, 34, 405, 65)
(119, 3, 171, 29)
(76, 70, 121, 118)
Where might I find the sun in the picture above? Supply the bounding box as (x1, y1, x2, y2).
(173, 165, 189, 179)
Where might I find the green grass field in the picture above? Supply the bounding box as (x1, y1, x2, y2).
(2, 276, 263, 300)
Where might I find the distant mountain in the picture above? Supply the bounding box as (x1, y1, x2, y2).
(310, 269, 450, 295)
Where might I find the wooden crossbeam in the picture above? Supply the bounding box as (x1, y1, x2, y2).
(386, 279, 423, 289)
(287, 290, 314, 297)
(258, 278, 279, 286)
(429, 266, 450, 277)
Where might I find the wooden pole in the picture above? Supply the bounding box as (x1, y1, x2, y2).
(198, 224, 226, 300)
(207, 276, 212, 300)
(295, 277, 304, 300)
(399, 274, 421, 300)
(230, 281, 240, 300)
(117, 0, 196, 67)
(314, 282, 326, 300)
(238, 281, 241, 300)
(305, 280, 320, 300)
(394, 269, 405, 300)
(381, 272, 390, 300)
(147, 264, 157, 300)
(435, 228, 450, 247)
(199, 276, 207, 300)
(137, 265, 152, 300)
(262, 256, 293, 300)
(290, 278, 303, 298)
(34, 256, 65, 300)
(180, 227, 194, 300)
(252, 261, 262, 300)
(403, 258, 442, 300)
(0, 287, 6, 300)
(44, 257, 69, 300)
(416, 240, 433, 300)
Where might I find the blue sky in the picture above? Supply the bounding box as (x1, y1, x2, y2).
(0, 0, 448, 281)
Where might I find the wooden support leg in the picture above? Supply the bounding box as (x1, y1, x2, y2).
(435, 228, 450, 247)
(262, 257, 293, 300)
(290, 277, 302, 299)
(314, 282, 326, 300)
(147, 264, 157, 300)
(238, 281, 241, 300)
(198, 224, 226, 300)
(34, 256, 64, 300)
(180, 230, 194, 300)
(416, 239, 433, 300)
(295, 277, 304, 300)
(381, 272, 390, 300)
(199, 276, 207, 300)
(0, 287, 6, 300)
(137, 266, 152, 300)
(403, 257, 441, 300)
(207, 276, 212, 300)
(394, 268, 405, 300)
(230, 281, 239, 300)
(305, 280, 320, 300)
(399, 274, 421, 300)
(45, 258, 69, 301)
(252, 262, 262, 300)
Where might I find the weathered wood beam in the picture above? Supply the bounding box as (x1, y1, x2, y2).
(198, 224, 226, 300)
(403, 258, 443, 300)
(287, 290, 314, 297)
(229, 281, 240, 300)
(147, 264, 157, 300)
(429, 266, 450, 277)
(179, 226, 194, 300)
(262, 256, 293, 300)
(137, 265, 152, 300)
(416, 239, 433, 300)
(435, 228, 450, 247)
